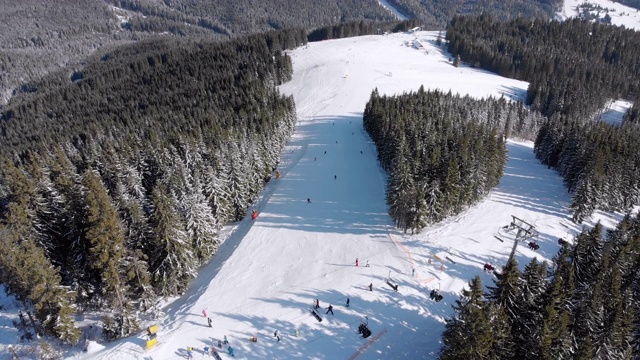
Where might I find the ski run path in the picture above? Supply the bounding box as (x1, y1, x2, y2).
(63, 29, 631, 360)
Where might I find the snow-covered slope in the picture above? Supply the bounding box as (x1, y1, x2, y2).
(560, 0, 640, 30)
(64, 31, 586, 360)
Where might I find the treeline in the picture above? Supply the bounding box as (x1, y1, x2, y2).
(614, 0, 640, 10)
(0, 29, 304, 344)
(446, 15, 640, 119)
(0, 0, 566, 107)
(307, 19, 419, 42)
(382, 0, 561, 29)
(363, 87, 544, 233)
(441, 213, 640, 359)
(446, 15, 640, 221)
(534, 117, 640, 223)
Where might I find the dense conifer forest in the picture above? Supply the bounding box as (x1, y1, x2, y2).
(445, 15, 640, 222)
(363, 87, 544, 233)
(0, 0, 562, 106)
(0, 28, 304, 343)
(440, 213, 640, 359)
(383, 0, 562, 29)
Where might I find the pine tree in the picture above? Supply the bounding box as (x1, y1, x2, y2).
(0, 224, 80, 344)
(485, 258, 521, 359)
(227, 142, 251, 221)
(453, 54, 461, 67)
(440, 276, 494, 359)
(541, 248, 574, 360)
(386, 153, 416, 232)
(148, 184, 196, 296)
(183, 178, 219, 263)
(514, 259, 548, 360)
(82, 168, 126, 310)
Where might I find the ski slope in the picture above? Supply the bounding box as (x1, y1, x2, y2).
(0, 31, 627, 360)
(560, 0, 640, 30)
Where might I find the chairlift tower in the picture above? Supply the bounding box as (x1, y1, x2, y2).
(502, 215, 539, 264)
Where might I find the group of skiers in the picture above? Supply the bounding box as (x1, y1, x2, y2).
(314, 298, 335, 315)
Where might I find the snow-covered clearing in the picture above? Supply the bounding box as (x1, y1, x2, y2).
(0, 31, 631, 360)
(560, 0, 640, 30)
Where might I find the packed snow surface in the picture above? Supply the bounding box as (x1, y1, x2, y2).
(0, 31, 627, 360)
(560, 0, 640, 30)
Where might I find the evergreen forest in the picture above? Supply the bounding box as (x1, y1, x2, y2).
(0, 28, 305, 344)
(0, 0, 560, 107)
(363, 87, 545, 233)
(440, 213, 640, 359)
(446, 15, 640, 222)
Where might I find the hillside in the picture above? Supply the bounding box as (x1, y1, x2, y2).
(32, 30, 606, 360)
(0, 0, 561, 107)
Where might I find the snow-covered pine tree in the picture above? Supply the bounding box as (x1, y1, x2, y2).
(183, 178, 219, 263)
(513, 258, 548, 360)
(82, 168, 127, 310)
(148, 184, 196, 296)
(117, 194, 156, 312)
(386, 152, 416, 232)
(440, 276, 494, 359)
(571, 174, 597, 224)
(540, 247, 575, 359)
(47, 148, 90, 298)
(226, 141, 252, 221)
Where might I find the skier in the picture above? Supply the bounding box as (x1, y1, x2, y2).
(346, 298, 350, 307)
(355, 258, 359, 267)
(369, 283, 373, 291)
(326, 304, 334, 315)
(227, 346, 235, 357)
(202, 309, 207, 318)
(315, 299, 320, 309)
(186, 347, 194, 359)
(251, 209, 258, 220)
(307, 198, 311, 203)
(274, 330, 278, 338)
(314, 157, 316, 161)
(324, 151, 327, 154)
(208, 317, 212, 327)
(218, 339, 222, 348)
(223, 335, 229, 345)
(412, 268, 415, 277)
(365, 260, 370, 267)
(334, 175, 337, 180)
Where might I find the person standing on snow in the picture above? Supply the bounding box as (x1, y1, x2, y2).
(369, 283, 373, 291)
(346, 298, 350, 307)
(365, 260, 370, 267)
(355, 258, 359, 267)
(326, 304, 334, 315)
(208, 317, 212, 327)
(202, 309, 207, 317)
(315, 299, 320, 309)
